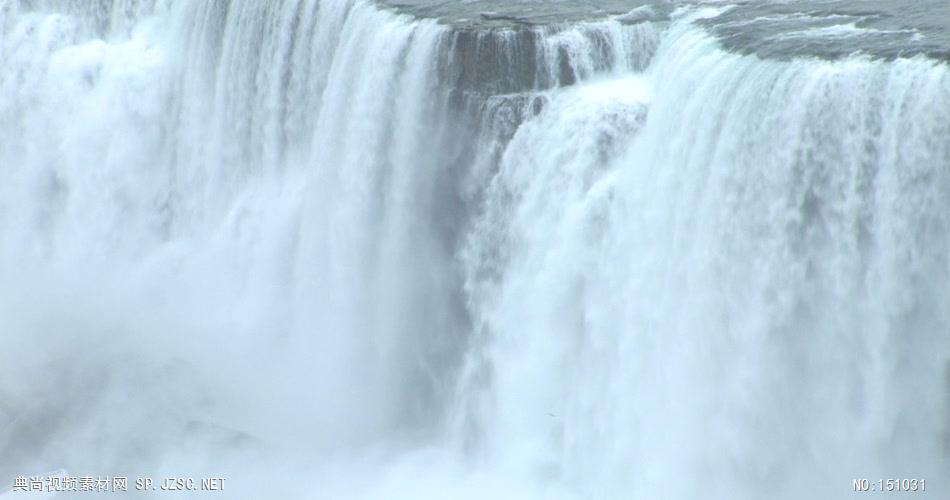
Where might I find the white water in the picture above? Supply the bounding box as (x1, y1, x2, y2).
(1, 1, 948, 498)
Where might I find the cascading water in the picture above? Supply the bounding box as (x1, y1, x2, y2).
(1, 0, 948, 498)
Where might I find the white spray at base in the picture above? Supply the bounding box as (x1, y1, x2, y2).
(1, 1, 948, 498)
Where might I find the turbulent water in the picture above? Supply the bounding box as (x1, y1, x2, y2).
(1, 0, 948, 498)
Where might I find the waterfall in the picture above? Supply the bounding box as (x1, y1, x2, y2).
(1, 1, 947, 498)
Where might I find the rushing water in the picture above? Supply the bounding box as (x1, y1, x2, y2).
(1, 0, 948, 498)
